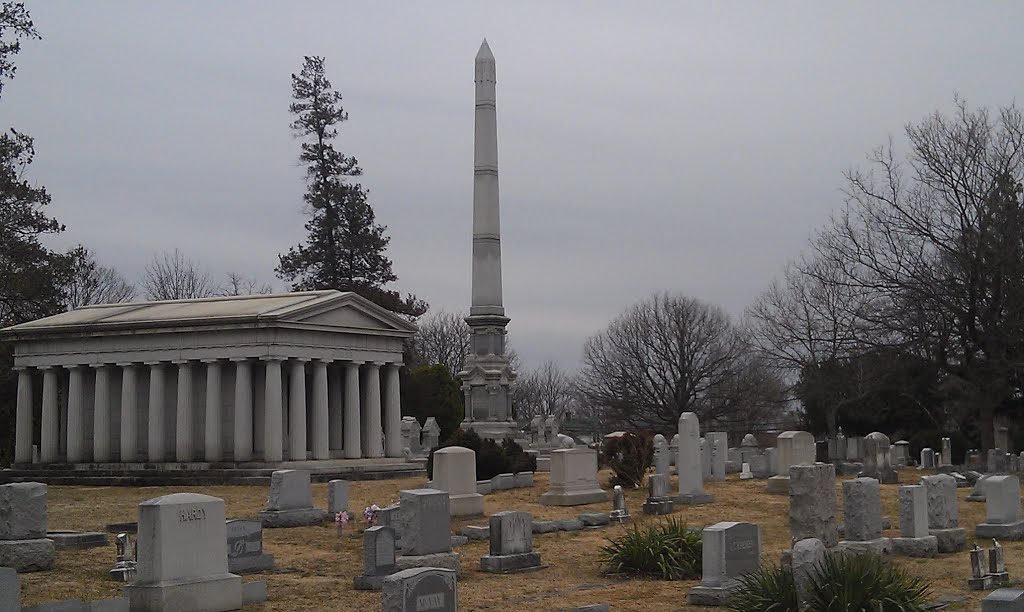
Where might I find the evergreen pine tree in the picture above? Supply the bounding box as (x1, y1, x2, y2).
(276, 56, 426, 317)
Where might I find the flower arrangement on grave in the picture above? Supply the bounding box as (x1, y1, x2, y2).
(334, 511, 354, 539)
(364, 504, 380, 525)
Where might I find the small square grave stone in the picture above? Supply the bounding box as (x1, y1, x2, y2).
(258, 470, 327, 528)
(382, 567, 457, 612)
(353, 526, 398, 590)
(480, 511, 543, 573)
(226, 519, 275, 574)
(688, 521, 761, 605)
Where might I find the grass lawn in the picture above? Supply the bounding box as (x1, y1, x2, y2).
(20, 468, 1001, 610)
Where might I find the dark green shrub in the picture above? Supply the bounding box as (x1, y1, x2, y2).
(425, 428, 536, 481)
(599, 516, 701, 580)
(805, 552, 930, 611)
(727, 563, 798, 612)
(602, 431, 653, 488)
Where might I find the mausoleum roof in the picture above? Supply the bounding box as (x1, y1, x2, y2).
(1, 290, 417, 338)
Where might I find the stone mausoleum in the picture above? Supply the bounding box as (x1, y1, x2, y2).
(2, 291, 417, 468)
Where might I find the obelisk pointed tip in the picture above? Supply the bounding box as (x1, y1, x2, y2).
(476, 39, 494, 61)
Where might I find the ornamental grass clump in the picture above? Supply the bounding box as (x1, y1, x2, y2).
(726, 563, 798, 612)
(599, 516, 701, 580)
(805, 552, 930, 612)
(728, 552, 931, 612)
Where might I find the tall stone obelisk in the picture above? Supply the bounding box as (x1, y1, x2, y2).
(458, 39, 517, 439)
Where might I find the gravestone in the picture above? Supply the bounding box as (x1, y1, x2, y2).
(923, 474, 967, 552)
(675, 413, 713, 505)
(792, 538, 826, 607)
(688, 522, 761, 606)
(327, 480, 349, 515)
(257, 470, 327, 527)
(767, 431, 815, 494)
(940, 437, 953, 468)
(838, 477, 891, 555)
(353, 526, 398, 590)
(642, 474, 674, 515)
(751, 453, 772, 480)
(0, 482, 54, 572)
(740, 433, 758, 464)
(480, 511, 542, 573)
(396, 489, 459, 573)
(421, 418, 441, 452)
(382, 567, 457, 612)
(988, 449, 1010, 474)
(983, 588, 1024, 611)
(652, 434, 670, 476)
(0, 567, 18, 611)
(609, 485, 631, 523)
(540, 448, 608, 506)
(701, 438, 712, 482)
(893, 440, 910, 467)
(790, 463, 838, 547)
(920, 448, 935, 469)
(669, 434, 679, 467)
(847, 436, 862, 462)
(976, 475, 1024, 539)
(740, 462, 753, 480)
(432, 447, 484, 517)
(226, 519, 275, 573)
(995, 425, 1011, 455)
(892, 485, 938, 557)
(124, 493, 242, 611)
(401, 417, 422, 457)
(707, 432, 728, 481)
(765, 447, 778, 476)
(858, 432, 898, 484)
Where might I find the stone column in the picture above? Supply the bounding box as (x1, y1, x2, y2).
(328, 365, 343, 451)
(232, 358, 253, 462)
(174, 360, 194, 462)
(66, 365, 86, 463)
(147, 362, 166, 462)
(311, 359, 330, 460)
(119, 363, 138, 462)
(262, 358, 284, 462)
(203, 359, 222, 462)
(92, 364, 111, 462)
(343, 361, 362, 459)
(363, 362, 383, 459)
(14, 367, 33, 464)
(384, 363, 402, 458)
(287, 359, 308, 461)
(40, 367, 59, 463)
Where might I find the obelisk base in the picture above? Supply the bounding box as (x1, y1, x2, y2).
(461, 420, 518, 441)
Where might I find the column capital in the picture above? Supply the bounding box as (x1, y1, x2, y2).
(367, 361, 385, 368)
(89, 363, 111, 369)
(143, 360, 166, 366)
(314, 357, 332, 365)
(37, 364, 57, 371)
(346, 360, 365, 366)
(200, 358, 221, 364)
(171, 359, 193, 366)
(259, 356, 287, 363)
(229, 357, 252, 363)
(11, 365, 29, 372)
(291, 357, 312, 363)
(115, 362, 138, 368)
(63, 364, 84, 370)
(385, 361, 402, 369)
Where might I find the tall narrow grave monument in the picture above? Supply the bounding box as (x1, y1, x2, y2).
(923, 474, 967, 552)
(838, 477, 891, 555)
(767, 431, 815, 495)
(432, 447, 484, 517)
(457, 39, 517, 440)
(0, 482, 54, 572)
(892, 485, 938, 557)
(396, 489, 460, 573)
(676, 412, 713, 505)
(976, 475, 1024, 540)
(790, 463, 838, 547)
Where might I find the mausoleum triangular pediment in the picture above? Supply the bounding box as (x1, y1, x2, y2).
(283, 292, 417, 334)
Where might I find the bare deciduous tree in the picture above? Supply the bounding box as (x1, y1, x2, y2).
(219, 272, 273, 297)
(141, 249, 215, 301)
(579, 292, 785, 434)
(64, 245, 136, 309)
(410, 310, 470, 378)
(513, 360, 577, 423)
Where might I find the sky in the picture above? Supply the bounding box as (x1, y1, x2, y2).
(5, 1, 1024, 370)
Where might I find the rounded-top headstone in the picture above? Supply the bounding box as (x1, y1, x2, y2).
(741, 434, 758, 448)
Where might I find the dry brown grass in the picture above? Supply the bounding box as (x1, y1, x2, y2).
(20, 468, 1003, 610)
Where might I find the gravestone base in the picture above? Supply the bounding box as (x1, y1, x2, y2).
(46, 531, 108, 549)
(395, 552, 460, 574)
(449, 493, 485, 517)
(579, 513, 610, 527)
(687, 580, 739, 606)
(969, 574, 996, 591)
(353, 573, 393, 591)
(124, 572, 242, 612)
(0, 538, 55, 572)
(539, 489, 608, 506)
(983, 587, 1024, 608)
(976, 520, 1024, 540)
(892, 535, 938, 558)
(766, 476, 789, 495)
(929, 527, 966, 553)
(257, 508, 327, 528)
(531, 520, 559, 534)
(837, 537, 892, 556)
(229, 552, 275, 574)
(479, 551, 543, 573)
(989, 571, 1010, 587)
(674, 492, 713, 505)
(641, 498, 675, 516)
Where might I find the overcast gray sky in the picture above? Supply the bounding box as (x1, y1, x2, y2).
(5, 1, 1023, 370)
